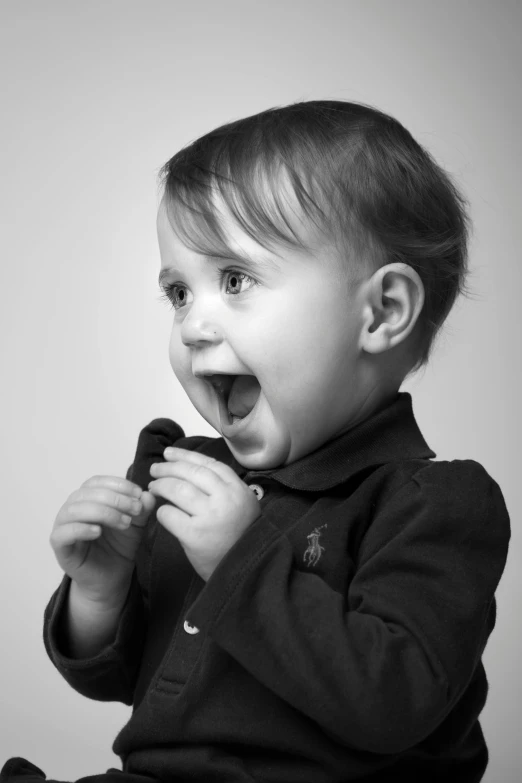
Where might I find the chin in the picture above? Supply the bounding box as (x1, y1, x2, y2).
(224, 435, 290, 472)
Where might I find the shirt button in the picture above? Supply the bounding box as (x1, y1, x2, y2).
(248, 483, 264, 500)
(183, 620, 200, 635)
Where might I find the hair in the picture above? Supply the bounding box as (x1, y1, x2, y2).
(158, 99, 473, 374)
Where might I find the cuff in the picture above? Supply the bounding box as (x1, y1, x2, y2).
(43, 568, 144, 670)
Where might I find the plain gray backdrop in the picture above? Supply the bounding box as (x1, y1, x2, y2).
(1, 1, 520, 780)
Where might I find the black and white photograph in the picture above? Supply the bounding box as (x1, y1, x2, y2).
(1, 2, 520, 782)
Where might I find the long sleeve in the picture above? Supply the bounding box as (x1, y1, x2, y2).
(42, 418, 186, 705)
(43, 567, 145, 705)
(187, 459, 511, 754)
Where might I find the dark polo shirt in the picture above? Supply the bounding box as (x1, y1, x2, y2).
(43, 392, 510, 782)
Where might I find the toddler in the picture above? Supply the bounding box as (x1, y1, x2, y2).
(1, 100, 510, 783)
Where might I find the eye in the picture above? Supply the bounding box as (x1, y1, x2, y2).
(158, 282, 187, 310)
(158, 269, 257, 311)
(223, 269, 256, 296)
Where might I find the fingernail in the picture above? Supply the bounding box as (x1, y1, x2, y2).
(132, 486, 142, 498)
(164, 447, 174, 456)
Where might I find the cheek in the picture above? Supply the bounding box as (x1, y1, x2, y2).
(168, 332, 178, 369)
(168, 329, 176, 354)
(264, 310, 354, 398)
(168, 329, 189, 380)
(255, 334, 315, 403)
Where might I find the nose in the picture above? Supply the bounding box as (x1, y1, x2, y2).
(180, 301, 224, 348)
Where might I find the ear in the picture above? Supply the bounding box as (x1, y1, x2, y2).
(359, 263, 425, 354)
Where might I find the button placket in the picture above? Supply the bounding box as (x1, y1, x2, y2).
(156, 575, 206, 691)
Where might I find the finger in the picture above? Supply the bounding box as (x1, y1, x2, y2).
(147, 477, 207, 517)
(80, 476, 143, 498)
(155, 501, 191, 541)
(56, 501, 133, 531)
(67, 487, 144, 517)
(149, 460, 223, 496)
(131, 490, 156, 528)
(162, 447, 236, 485)
(50, 522, 105, 553)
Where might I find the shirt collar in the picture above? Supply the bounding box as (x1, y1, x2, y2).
(206, 392, 436, 492)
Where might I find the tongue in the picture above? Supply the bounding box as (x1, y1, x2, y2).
(227, 376, 261, 418)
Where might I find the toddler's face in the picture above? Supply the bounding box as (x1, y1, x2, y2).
(157, 197, 373, 470)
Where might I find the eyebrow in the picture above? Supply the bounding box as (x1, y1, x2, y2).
(158, 251, 280, 286)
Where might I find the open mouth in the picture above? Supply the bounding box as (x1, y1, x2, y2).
(204, 374, 261, 425)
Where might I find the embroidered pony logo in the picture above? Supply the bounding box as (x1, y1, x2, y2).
(303, 524, 327, 567)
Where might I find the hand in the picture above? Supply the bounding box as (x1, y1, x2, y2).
(50, 476, 156, 605)
(148, 447, 262, 581)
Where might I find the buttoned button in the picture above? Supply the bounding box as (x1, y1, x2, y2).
(248, 483, 264, 500)
(183, 620, 200, 635)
